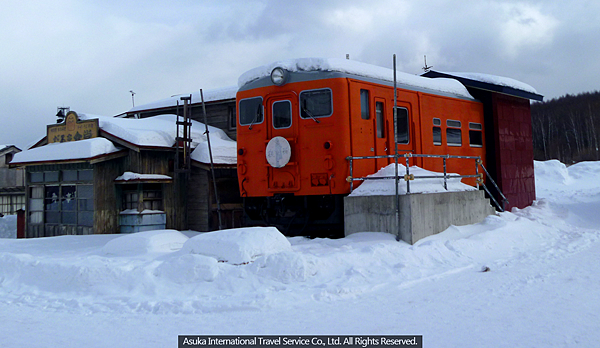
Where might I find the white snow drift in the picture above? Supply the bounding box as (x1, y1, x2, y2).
(1, 160, 600, 347)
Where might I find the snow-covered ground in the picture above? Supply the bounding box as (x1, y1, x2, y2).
(1, 160, 600, 347)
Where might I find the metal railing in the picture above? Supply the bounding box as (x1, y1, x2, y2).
(346, 153, 509, 212)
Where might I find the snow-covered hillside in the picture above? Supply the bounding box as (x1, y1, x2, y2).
(0, 160, 599, 347)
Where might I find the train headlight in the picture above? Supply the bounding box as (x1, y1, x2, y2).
(270, 67, 288, 86)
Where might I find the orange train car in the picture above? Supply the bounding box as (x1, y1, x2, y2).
(236, 58, 485, 235)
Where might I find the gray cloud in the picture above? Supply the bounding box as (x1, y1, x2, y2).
(0, 0, 597, 148)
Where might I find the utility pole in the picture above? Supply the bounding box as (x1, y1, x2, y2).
(129, 90, 136, 107)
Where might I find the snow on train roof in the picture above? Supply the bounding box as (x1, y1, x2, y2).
(443, 71, 538, 94)
(238, 58, 474, 100)
(127, 86, 238, 113)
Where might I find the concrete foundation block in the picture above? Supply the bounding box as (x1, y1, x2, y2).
(344, 190, 496, 244)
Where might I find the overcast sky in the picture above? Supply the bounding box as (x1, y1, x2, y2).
(2, 0, 599, 149)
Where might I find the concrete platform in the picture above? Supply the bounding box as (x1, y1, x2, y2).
(344, 190, 496, 244)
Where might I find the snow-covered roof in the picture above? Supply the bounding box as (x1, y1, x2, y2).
(190, 129, 237, 165)
(443, 72, 538, 94)
(80, 113, 237, 164)
(127, 86, 238, 113)
(79, 113, 186, 148)
(422, 70, 543, 101)
(12, 113, 237, 165)
(0, 145, 20, 154)
(238, 58, 475, 100)
(10, 138, 121, 165)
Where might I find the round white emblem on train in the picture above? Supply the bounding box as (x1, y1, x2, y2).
(266, 136, 291, 168)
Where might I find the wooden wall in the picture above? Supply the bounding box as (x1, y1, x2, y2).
(188, 168, 210, 231)
(94, 157, 126, 234)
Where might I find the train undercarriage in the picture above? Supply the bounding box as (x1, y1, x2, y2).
(243, 194, 345, 238)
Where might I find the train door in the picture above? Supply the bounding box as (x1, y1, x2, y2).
(265, 93, 300, 192)
(374, 98, 389, 170)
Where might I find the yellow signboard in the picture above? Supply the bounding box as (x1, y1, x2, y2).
(47, 111, 99, 143)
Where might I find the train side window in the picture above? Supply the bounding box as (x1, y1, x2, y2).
(273, 100, 292, 129)
(300, 88, 332, 119)
(469, 122, 483, 147)
(395, 107, 409, 144)
(376, 101, 385, 138)
(433, 118, 442, 145)
(239, 97, 264, 126)
(360, 89, 370, 120)
(446, 119, 462, 146)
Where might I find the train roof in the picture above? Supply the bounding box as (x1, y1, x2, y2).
(238, 58, 476, 101)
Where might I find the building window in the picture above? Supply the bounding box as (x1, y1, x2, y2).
(122, 183, 163, 212)
(360, 89, 370, 120)
(30, 171, 61, 183)
(28, 169, 94, 227)
(300, 88, 333, 119)
(0, 194, 25, 215)
(446, 119, 462, 146)
(376, 101, 385, 138)
(239, 97, 263, 126)
(29, 186, 44, 224)
(43, 184, 91, 225)
(228, 105, 237, 130)
(272, 100, 292, 129)
(395, 107, 410, 144)
(469, 122, 483, 147)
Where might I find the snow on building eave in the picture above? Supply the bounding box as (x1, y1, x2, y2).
(191, 157, 237, 168)
(238, 57, 475, 100)
(0, 144, 21, 154)
(10, 148, 127, 167)
(114, 172, 173, 183)
(422, 70, 544, 101)
(9, 138, 125, 166)
(127, 86, 238, 114)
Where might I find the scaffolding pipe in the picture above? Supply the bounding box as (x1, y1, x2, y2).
(200, 89, 223, 230)
(393, 54, 401, 241)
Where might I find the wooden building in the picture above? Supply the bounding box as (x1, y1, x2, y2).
(0, 145, 25, 215)
(423, 71, 544, 210)
(123, 86, 242, 231)
(11, 103, 240, 238)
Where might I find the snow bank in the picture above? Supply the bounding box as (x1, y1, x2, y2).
(0, 215, 17, 239)
(535, 160, 600, 200)
(349, 163, 476, 196)
(10, 138, 121, 164)
(3, 160, 600, 347)
(101, 230, 189, 256)
(181, 227, 292, 264)
(154, 253, 220, 283)
(239, 58, 474, 100)
(534, 160, 571, 186)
